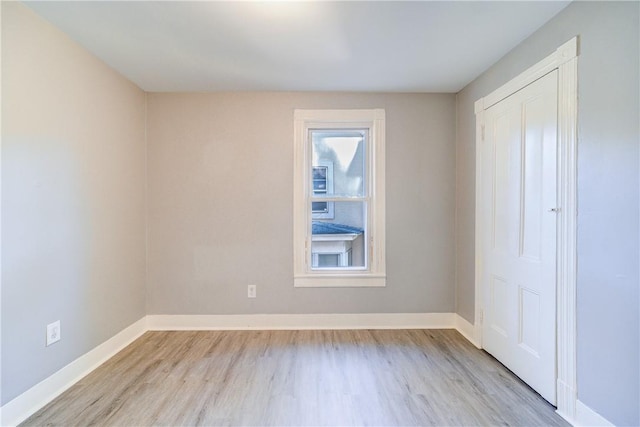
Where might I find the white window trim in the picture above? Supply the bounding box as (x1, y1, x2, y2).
(293, 109, 386, 288)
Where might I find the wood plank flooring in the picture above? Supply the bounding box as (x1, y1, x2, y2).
(22, 329, 569, 426)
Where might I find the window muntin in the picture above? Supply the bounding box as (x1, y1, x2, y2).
(293, 109, 386, 288)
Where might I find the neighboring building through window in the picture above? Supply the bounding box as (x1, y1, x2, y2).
(293, 109, 386, 287)
(311, 161, 334, 219)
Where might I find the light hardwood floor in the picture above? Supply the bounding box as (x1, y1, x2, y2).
(22, 329, 569, 426)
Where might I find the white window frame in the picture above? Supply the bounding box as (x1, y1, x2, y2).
(293, 109, 386, 287)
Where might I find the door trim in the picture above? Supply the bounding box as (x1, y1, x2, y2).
(474, 37, 578, 422)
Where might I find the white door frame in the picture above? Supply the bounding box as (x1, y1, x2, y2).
(474, 37, 578, 423)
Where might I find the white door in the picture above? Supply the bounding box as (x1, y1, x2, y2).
(480, 70, 558, 404)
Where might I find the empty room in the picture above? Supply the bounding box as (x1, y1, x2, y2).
(2, 1, 639, 426)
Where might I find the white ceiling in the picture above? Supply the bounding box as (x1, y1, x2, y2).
(24, 1, 571, 93)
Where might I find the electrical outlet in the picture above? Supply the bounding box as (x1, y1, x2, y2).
(247, 284, 257, 299)
(46, 320, 61, 346)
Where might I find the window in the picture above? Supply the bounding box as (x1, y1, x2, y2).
(311, 162, 334, 219)
(293, 109, 386, 287)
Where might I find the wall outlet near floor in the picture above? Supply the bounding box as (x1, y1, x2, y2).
(247, 284, 257, 299)
(46, 320, 61, 346)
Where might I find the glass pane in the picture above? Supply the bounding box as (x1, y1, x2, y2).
(311, 201, 328, 213)
(317, 254, 340, 267)
(311, 130, 365, 198)
(311, 201, 367, 269)
(312, 167, 327, 180)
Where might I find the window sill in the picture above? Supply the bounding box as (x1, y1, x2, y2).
(294, 275, 386, 288)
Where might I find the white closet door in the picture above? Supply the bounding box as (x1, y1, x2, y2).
(480, 70, 558, 404)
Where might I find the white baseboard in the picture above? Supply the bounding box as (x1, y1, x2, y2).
(147, 312, 456, 330)
(574, 400, 614, 427)
(0, 317, 147, 427)
(454, 314, 481, 348)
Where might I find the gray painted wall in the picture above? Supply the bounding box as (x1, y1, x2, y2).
(1, 3, 147, 405)
(455, 2, 639, 425)
(146, 92, 456, 315)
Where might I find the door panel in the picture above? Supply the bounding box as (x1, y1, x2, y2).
(490, 275, 511, 337)
(481, 70, 558, 404)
